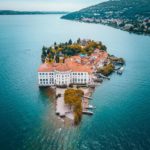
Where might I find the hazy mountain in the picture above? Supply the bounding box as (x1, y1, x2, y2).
(62, 0, 150, 34)
(62, 0, 150, 20)
(0, 10, 68, 15)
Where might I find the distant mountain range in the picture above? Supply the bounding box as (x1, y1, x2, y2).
(0, 10, 68, 15)
(62, 0, 150, 35)
(62, 0, 150, 20)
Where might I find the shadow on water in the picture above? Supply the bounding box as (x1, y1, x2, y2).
(39, 87, 76, 128)
(38, 87, 56, 103)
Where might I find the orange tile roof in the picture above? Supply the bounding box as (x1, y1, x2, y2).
(38, 61, 93, 74)
(38, 52, 108, 73)
(66, 61, 93, 73)
(38, 63, 54, 72)
(71, 55, 81, 59)
(55, 63, 70, 72)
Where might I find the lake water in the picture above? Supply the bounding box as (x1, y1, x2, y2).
(0, 15, 150, 150)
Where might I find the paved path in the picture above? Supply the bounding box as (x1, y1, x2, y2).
(56, 88, 74, 120)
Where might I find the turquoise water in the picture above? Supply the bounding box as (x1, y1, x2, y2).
(0, 15, 150, 150)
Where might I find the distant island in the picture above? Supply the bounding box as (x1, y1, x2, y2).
(38, 39, 125, 125)
(62, 0, 150, 35)
(0, 10, 68, 15)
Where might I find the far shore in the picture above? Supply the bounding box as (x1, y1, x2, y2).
(0, 10, 68, 15)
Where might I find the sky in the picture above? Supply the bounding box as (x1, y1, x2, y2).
(0, 0, 107, 11)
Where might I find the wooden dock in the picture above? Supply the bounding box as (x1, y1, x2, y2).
(83, 96, 93, 100)
(96, 73, 110, 80)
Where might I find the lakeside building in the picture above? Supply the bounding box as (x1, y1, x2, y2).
(38, 62, 93, 86)
(38, 49, 108, 87)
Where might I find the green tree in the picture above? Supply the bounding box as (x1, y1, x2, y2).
(68, 39, 72, 45)
(101, 45, 107, 51)
(77, 38, 81, 44)
(56, 55, 60, 63)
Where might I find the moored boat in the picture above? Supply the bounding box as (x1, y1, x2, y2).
(117, 67, 124, 75)
(82, 111, 93, 115)
(85, 104, 96, 109)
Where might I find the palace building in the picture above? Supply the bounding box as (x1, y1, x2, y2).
(38, 50, 108, 87)
(38, 62, 93, 86)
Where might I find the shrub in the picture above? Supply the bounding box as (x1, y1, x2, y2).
(97, 63, 114, 76)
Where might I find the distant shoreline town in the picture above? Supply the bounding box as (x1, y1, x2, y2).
(64, 17, 150, 35)
(38, 39, 125, 125)
(62, 0, 150, 35)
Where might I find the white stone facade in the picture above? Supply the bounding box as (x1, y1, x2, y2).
(38, 71, 92, 86)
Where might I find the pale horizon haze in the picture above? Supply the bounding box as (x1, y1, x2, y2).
(0, 0, 107, 12)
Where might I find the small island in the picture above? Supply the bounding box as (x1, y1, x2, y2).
(38, 39, 125, 125)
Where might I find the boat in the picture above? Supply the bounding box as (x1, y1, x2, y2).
(82, 111, 93, 115)
(117, 67, 124, 75)
(85, 105, 96, 109)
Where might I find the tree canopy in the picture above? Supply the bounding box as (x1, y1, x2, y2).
(41, 39, 107, 63)
(64, 89, 84, 125)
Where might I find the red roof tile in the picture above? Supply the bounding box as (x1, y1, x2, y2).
(38, 63, 54, 72)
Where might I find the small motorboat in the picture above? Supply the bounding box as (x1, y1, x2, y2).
(82, 111, 93, 115)
(117, 67, 124, 75)
(85, 105, 96, 109)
